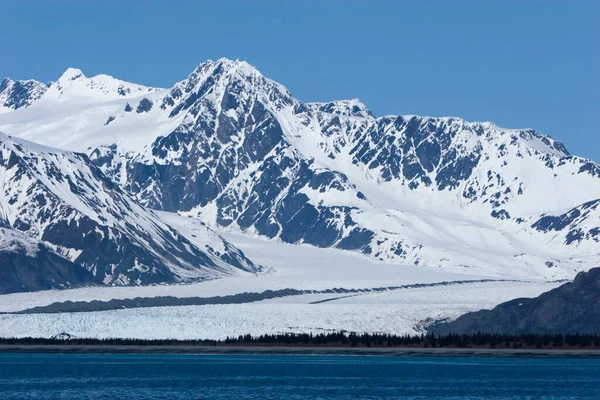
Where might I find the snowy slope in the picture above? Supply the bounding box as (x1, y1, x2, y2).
(0, 59, 599, 281)
(0, 132, 258, 291)
(0, 68, 173, 151)
(0, 215, 558, 338)
(0, 212, 494, 313)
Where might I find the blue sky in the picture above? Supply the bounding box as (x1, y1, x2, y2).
(1, 1, 598, 160)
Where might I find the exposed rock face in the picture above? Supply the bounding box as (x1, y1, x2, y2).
(0, 132, 258, 292)
(136, 98, 153, 113)
(430, 267, 600, 335)
(0, 78, 48, 112)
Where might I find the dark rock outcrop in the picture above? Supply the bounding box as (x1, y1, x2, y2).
(136, 98, 153, 113)
(0, 230, 99, 294)
(430, 267, 600, 335)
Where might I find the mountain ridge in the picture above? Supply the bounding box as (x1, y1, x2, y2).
(0, 130, 259, 293)
(1, 58, 599, 281)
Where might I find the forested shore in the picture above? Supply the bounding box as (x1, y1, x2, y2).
(2, 332, 600, 350)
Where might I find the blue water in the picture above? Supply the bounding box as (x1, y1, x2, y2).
(1, 353, 599, 399)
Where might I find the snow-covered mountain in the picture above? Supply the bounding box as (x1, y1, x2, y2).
(0, 78, 48, 113)
(0, 131, 258, 293)
(44, 67, 158, 101)
(1, 58, 599, 281)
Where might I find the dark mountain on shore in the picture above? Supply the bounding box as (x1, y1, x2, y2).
(430, 267, 600, 335)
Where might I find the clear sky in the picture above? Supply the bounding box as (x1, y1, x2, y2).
(1, 1, 598, 160)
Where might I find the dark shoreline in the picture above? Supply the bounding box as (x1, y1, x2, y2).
(2, 344, 600, 358)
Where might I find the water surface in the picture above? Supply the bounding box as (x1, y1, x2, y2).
(0, 353, 598, 399)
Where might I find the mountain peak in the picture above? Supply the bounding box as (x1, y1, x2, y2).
(58, 67, 85, 82)
(204, 57, 255, 69)
(190, 58, 262, 82)
(0, 77, 14, 88)
(163, 57, 291, 118)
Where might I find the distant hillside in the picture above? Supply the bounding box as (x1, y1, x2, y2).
(430, 267, 600, 334)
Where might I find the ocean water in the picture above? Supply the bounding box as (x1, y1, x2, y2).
(0, 353, 599, 399)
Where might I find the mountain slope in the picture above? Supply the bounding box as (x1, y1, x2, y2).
(0, 59, 599, 280)
(0, 78, 48, 113)
(0, 131, 258, 289)
(430, 267, 600, 335)
(0, 227, 99, 294)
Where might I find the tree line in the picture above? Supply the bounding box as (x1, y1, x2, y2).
(2, 332, 600, 349)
